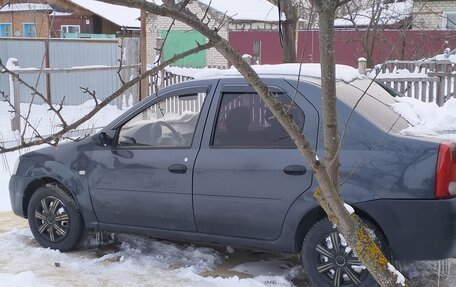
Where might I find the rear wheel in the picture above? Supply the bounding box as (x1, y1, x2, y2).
(27, 183, 85, 251)
(301, 218, 389, 287)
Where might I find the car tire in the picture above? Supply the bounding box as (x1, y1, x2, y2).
(27, 183, 85, 251)
(301, 218, 389, 287)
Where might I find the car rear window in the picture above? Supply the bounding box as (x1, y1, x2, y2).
(337, 79, 409, 133)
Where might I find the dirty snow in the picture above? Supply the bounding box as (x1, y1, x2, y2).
(0, 228, 296, 287)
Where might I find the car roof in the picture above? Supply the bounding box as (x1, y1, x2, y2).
(191, 63, 361, 84)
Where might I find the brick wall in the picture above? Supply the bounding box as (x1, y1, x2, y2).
(0, 11, 49, 37)
(146, 0, 228, 68)
(413, 1, 456, 29)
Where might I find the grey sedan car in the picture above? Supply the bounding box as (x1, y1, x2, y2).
(9, 74, 456, 287)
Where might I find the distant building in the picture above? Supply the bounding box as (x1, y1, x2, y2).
(146, 0, 279, 68)
(0, 0, 140, 38)
(412, 0, 456, 29)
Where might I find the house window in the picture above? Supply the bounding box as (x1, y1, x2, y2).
(23, 23, 37, 37)
(61, 25, 80, 34)
(444, 12, 456, 29)
(0, 23, 12, 37)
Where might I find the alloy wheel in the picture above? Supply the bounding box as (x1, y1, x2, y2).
(315, 231, 368, 287)
(33, 196, 70, 242)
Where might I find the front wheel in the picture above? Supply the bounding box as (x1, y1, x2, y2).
(301, 218, 389, 287)
(27, 183, 85, 251)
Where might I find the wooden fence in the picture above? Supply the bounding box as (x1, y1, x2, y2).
(372, 60, 456, 106)
(147, 70, 194, 95)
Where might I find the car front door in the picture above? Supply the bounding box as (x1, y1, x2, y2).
(193, 78, 319, 240)
(88, 83, 214, 231)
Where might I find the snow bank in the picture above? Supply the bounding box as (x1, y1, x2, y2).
(0, 99, 125, 143)
(0, 228, 295, 287)
(391, 97, 456, 140)
(0, 271, 52, 287)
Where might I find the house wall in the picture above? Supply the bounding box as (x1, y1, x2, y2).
(229, 30, 456, 67)
(0, 10, 50, 37)
(412, 1, 456, 29)
(146, 0, 228, 67)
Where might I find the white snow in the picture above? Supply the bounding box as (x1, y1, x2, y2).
(388, 263, 406, 286)
(391, 97, 456, 141)
(335, 0, 413, 27)
(0, 3, 53, 12)
(150, 0, 278, 22)
(192, 64, 362, 83)
(0, 100, 125, 143)
(0, 271, 51, 287)
(429, 50, 456, 63)
(344, 203, 355, 215)
(371, 67, 428, 79)
(0, 228, 296, 287)
(199, 0, 278, 21)
(67, 0, 140, 28)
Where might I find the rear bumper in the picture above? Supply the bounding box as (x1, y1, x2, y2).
(356, 197, 456, 260)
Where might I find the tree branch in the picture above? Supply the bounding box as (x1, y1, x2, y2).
(0, 42, 214, 153)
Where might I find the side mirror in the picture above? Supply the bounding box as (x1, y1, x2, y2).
(99, 132, 110, 147)
(92, 132, 111, 147)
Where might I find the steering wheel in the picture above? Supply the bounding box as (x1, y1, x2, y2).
(154, 121, 184, 145)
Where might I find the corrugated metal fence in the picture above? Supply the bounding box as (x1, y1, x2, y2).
(0, 37, 139, 106)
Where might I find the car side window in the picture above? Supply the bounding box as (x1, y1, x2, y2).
(118, 92, 206, 148)
(212, 92, 305, 148)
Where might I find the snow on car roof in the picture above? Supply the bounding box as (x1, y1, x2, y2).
(185, 64, 361, 83)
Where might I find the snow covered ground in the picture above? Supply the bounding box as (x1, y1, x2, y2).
(0, 88, 455, 287)
(0, 217, 302, 287)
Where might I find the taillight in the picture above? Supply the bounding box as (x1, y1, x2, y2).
(435, 141, 456, 198)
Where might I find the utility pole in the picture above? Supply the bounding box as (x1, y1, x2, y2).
(140, 9, 148, 101)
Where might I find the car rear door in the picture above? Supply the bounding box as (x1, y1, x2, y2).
(193, 78, 319, 240)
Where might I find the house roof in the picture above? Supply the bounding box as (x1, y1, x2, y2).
(334, 0, 413, 27)
(150, 0, 279, 22)
(198, 0, 278, 22)
(0, 3, 53, 12)
(67, 0, 140, 28)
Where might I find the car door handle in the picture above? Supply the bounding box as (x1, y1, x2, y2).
(283, 165, 307, 176)
(168, 164, 187, 174)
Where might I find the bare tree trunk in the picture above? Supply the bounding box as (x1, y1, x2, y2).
(311, 0, 408, 286)
(281, 0, 299, 63)
(314, 0, 340, 187)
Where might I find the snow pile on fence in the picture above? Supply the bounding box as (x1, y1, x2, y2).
(391, 97, 456, 140)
